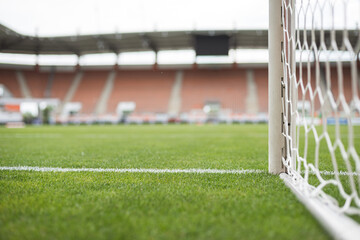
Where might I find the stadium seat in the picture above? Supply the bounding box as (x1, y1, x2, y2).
(0, 69, 22, 98)
(107, 70, 175, 114)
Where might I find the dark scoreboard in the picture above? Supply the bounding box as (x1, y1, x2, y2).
(194, 35, 230, 56)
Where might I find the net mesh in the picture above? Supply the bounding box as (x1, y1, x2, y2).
(281, 0, 360, 215)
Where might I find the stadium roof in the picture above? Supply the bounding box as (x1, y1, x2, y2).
(0, 24, 359, 56)
(0, 24, 267, 55)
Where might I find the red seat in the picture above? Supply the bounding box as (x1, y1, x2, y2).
(0, 69, 22, 97)
(181, 69, 247, 113)
(107, 70, 175, 113)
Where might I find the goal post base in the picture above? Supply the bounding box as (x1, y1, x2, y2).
(280, 173, 360, 240)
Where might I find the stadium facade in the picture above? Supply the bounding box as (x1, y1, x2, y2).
(0, 24, 356, 124)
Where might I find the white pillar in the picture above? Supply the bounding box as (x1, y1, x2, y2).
(268, 0, 285, 174)
(289, 0, 297, 171)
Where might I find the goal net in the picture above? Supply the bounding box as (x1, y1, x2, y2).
(269, 0, 360, 236)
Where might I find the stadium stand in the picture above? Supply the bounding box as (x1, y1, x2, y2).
(253, 68, 268, 113)
(0, 24, 356, 124)
(23, 70, 49, 98)
(0, 69, 21, 98)
(71, 70, 108, 114)
(291, 65, 354, 114)
(0, 65, 354, 123)
(181, 69, 247, 113)
(107, 70, 175, 114)
(50, 72, 75, 100)
(331, 66, 352, 103)
(296, 66, 318, 111)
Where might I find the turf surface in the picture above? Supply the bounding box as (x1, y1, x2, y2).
(0, 125, 330, 239)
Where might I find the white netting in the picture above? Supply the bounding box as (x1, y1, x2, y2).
(281, 0, 360, 215)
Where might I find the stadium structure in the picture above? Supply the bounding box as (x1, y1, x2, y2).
(1, 0, 360, 238)
(1, 24, 358, 126)
(0, 23, 271, 125)
(1, 23, 356, 126)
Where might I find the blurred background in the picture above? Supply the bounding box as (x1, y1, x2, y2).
(0, 0, 358, 126)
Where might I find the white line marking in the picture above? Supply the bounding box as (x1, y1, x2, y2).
(316, 170, 360, 176)
(0, 166, 358, 176)
(0, 166, 265, 174)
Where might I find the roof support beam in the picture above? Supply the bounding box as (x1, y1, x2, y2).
(141, 34, 158, 52)
(96, 36, 119, 54)
(57, 40, 81, 56)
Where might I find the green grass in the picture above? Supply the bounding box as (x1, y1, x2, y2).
(0, 125, 268, 169)
(0, 125, 331, 239)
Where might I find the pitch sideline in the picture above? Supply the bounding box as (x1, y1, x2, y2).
(0, 166, 358, 176)
(0, 166, 264, 174)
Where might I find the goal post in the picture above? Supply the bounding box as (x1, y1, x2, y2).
(269, 0, 360, 238)
(269, 0, 297, 175)
(268, 0, 285, 174)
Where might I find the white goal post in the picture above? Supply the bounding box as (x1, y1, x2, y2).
(269, 0, 360, 238)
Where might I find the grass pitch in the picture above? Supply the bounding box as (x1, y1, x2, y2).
(0, 125, 330, 239)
